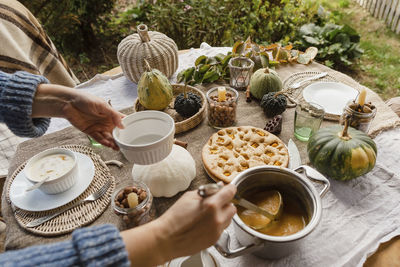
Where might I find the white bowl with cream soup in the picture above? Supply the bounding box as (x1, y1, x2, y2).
(25, 148, 79, 194)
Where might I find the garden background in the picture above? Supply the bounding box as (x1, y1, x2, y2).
(20, 0, 400, 100)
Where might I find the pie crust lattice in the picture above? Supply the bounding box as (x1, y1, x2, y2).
(202, 126, 289, 183)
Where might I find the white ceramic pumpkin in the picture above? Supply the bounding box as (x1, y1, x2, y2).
(132, 145, 196, 197)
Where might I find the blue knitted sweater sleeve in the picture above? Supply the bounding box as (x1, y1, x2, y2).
(0, 71, 50, 137)
(0, 224, 130, 266)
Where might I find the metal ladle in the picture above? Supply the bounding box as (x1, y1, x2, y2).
(198, 183, 283, 229)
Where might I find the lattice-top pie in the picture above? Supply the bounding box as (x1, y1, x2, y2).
(202, 126, 289, 183)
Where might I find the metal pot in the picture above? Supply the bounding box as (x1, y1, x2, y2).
(214, 165, 330, 259)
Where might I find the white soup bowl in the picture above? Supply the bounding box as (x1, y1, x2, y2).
(113, 111, 175, 165)
(24, 148, 78, 194)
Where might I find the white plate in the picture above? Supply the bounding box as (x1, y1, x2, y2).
(9, 152, 95, 212)
(302, 82, 358, 115)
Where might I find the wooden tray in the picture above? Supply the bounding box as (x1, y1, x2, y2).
(134, 84, 206, 134)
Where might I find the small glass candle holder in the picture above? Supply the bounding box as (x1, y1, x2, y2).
(340, 101, 376, 133)
(112, 180, 153, 228)
(228, 57, 254, 90)
(207, 87, 238, 128)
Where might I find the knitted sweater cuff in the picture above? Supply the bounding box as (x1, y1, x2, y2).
(72, 224, 130, 267)
(0, 71, 50, 137)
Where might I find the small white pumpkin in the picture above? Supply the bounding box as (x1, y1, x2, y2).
(132, 145, 196, 197)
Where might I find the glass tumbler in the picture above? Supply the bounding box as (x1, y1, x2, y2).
(112, 180, 153, 228)
(294, 102, 325, 142)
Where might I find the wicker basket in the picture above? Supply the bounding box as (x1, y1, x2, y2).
(134, 84, 206, 134)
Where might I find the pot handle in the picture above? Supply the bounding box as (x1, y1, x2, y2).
(214, 230, 262, 258)
(294, 165, 330, 198)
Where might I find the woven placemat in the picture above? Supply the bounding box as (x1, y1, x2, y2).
(282, 71, 341, 121)
(5, 145, 115, 236)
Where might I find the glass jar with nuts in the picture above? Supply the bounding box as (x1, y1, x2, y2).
(112, 181, 153, 228)
(340, 100, 377, 133)
(206, 86, 239, 128)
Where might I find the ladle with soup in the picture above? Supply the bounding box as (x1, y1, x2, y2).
(198, 183, 307, 236)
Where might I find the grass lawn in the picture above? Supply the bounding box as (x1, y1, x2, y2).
(317, 0, 400, 100)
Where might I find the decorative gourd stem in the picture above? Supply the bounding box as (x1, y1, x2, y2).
(137, 24, 151, 42)
(143, 59, 152, 72)
(273, 91, 285, 98)
(340, 115, 352, 140)
(264, 68, 270, 74)
(183, 83, 188, 99)
(246, 85, 251, 102)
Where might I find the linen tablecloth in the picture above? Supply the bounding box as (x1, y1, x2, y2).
(2, 45, 400, 267)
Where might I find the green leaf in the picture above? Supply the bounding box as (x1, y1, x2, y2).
(184, 67, 195, 82)
(259, 52, 269, 68)
(304, 36, 320, 45)
(299, 23, 318, 36)
(221, 54, 232, 68)
(214, 53, 226, 62)
(177, 70, 186, 83)
(193, 71, 203, 84)
(203, 71, 220, 83)
(199, 64, 211, 74)
(206, 57, 218, 65)
(195, 55, 207, 66)
(334, 33, 351, 48)
(232, 41, 245, 55)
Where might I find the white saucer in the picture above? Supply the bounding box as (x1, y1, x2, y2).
(303, 82, 358, 115)
(9, 152, 95, 212)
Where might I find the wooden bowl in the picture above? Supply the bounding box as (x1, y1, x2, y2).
(134, 84, 206, 134)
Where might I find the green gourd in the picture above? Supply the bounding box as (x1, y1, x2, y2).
(138, 60, 173, 110)
(260, 92, 287, 117)
(249, 68, 282, 100)
(307, 120, 377, 181)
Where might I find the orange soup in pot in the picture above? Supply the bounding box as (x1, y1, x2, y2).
(237, 188, 309, 236)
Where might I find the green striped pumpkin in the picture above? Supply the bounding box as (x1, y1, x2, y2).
(138, 60, 173, 111)
(307, 124, 377, 181)
(249, 68, 282, 100)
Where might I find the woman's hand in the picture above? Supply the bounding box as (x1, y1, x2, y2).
(121, 183, 237, 266)
(32, 84, 124, 150)
(157, 183, 237, 257)
(62, 92, 124, 150)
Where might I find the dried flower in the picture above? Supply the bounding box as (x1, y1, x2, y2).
(183, 4, 192, 11)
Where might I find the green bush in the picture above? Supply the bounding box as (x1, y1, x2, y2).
(20, 0, 117, 57)
(295, 23, 364, 68)
(126, 0, 319, 49)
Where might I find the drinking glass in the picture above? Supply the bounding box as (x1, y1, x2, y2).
(294, 102, 325, 142)
(88, 135, 103, 148)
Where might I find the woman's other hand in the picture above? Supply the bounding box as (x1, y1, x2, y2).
(62, 92, 124, 150)
(32, 84, 124, 150)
